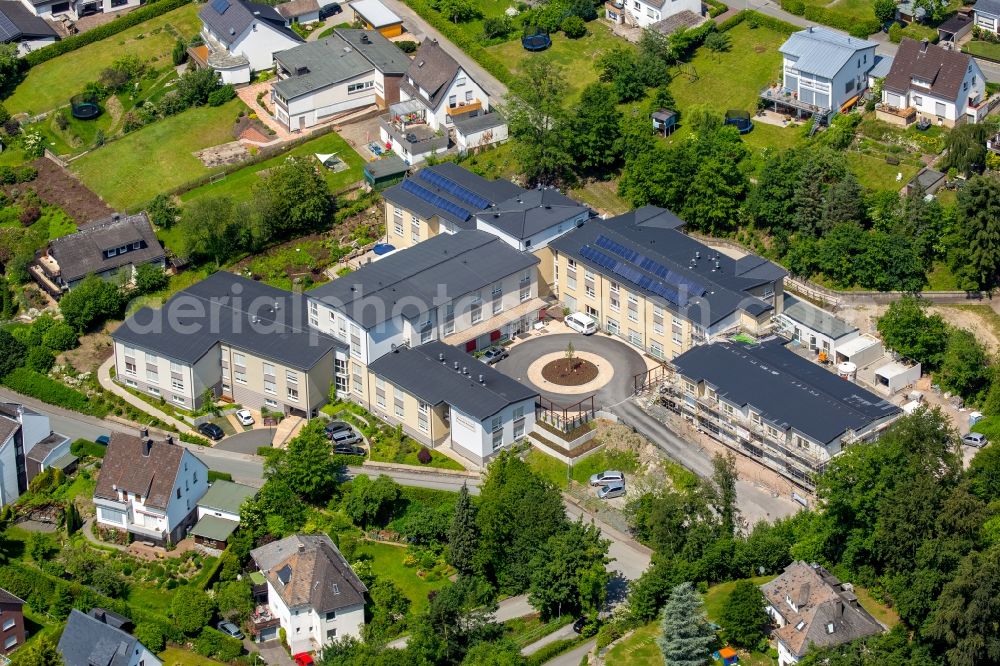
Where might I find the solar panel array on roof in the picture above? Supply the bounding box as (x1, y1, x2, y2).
(595, 234, 638, 262)
(417, 169, 492, 210)
(588, 234, 707, 306)
(211, 0, 230, 14)
(401, 178, 473, 221)
(0, 12, 17, 42)
(579, 246, 616, 270)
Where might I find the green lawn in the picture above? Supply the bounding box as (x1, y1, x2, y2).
(854, 586, 899, 628)
(742, 122, 803, 154)
(359, 541, 451, 616)
(180, 131, 365, 204)
(6, 3, 202, 114)
(569, 179, 630, 216)
(703, 576, 776, 623)
(404, 0, 513, 46)
(159, 647, 229, 665)
(603, 621, 661, 665)
(570, 449, 639, 485)
(71, 98, 249, 210)
(505, 613, 574, 648)
(486, 21, 623, 102)
(127, 583, 176, 618)
(927, 261, 959, 290)
(847, 152, 919, 192)
(965, 40, 1000, 61)
(525, 448, 569, 489)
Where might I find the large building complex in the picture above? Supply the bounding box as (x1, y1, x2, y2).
(663, 338, 902, 488)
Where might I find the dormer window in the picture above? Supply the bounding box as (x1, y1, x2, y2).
(826, 622, 835, 634)
(796, 620, 806, 631)
(106, 248, 117, 257)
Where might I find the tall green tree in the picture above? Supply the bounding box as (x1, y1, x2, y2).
(937, 328, 991, 403)
(447, 483, 479, 576)
(570, 83, 621, 174)
(14, 634, 63, 666)
(873, 0, 896, 22)
(719, 580, 768, 649)
(171, 587, 215, 634)
(0, 43, 21, 98)
(656, 582, 716, 666)
(253, 156, 333, 239)
(177, 196, 248, 266)
(876, 298, 949, 369)
(343, 474, 400, 528)
(710, 452, 739, 538)
(503, 59, 574, 185)
(0, 328, 25, 378)
(275, 420, 343, 504)
(953, 175, 1000, 291)
(942, 122, 994, 175)
(928, 545, 1000, 666)
(408, 576, 502, 665)
(365, 578, 411, 644)
(528, 519, 610, 619)
(58, 275, 127, 333)
(0, 275, 16, 320)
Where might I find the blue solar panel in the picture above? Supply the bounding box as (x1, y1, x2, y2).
(417, 169, 492, 210)
(595, 235, 638, 262)
(579, 246, 617, 270)
(401, 179, 473, 221)
(211, 0, 230, 14)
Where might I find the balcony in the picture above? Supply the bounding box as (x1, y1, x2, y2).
(874, 103, 916, 126)
(988, 132, 1000, 154)
(446, 99, 482, 116)
(127, 522, 166, 542)
(759, 85, 828, 116)
(379, 114, 449, 156)
(250, 605, 280, 635)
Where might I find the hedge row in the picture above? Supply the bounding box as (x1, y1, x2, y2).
(779, 0, 879, 37)
(401, 0, 512, 86)
(703, 0, 729, 18)
(1, 368, 109, 418)
(70, 438, 107, 459)
(718, 9, 799, 35)
(25, 0, 192, 67)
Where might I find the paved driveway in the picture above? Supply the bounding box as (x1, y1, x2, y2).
(215, 428, 275, 454)
(494, 333, 647, 410)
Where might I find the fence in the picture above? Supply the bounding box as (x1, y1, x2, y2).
(537, 395, 596, 433)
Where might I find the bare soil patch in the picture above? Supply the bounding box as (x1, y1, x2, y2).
(59, 328, 115, 373)
(542, 358, 598, 386)
(5, 157, 114, 224)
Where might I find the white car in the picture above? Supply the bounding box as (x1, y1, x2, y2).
(565, 312, 597, 335)
(235, 409, 255, 426)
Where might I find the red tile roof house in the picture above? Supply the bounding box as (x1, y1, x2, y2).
(761, 562, 884, 666)
(92, 433, 209, 546)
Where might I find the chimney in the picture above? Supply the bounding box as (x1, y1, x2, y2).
(142, 439, 152, 457)
(695, 251, 701, 259)
(454, 361, 460, 370)
(140, 427, 149, 439)
(438, 352, 445, 362)
(478, 374, 484, 384)
(112, 213, 120, 221)
(166, 435, 174, 446)
(922, 38, 929, 52)
(298, 542, 305, 552)
(462, 366, 468, 375)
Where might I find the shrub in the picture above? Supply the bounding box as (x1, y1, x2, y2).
(134, 623, 166, 652)
(194, 627, 243, 661)
(24, 0, 192, 67)
(171, 38, 187, 66)
(395, 40, 419, 53)
(888, 22, 902, 43)
(42, 321, 79, 351)
(0, 104, 9, 126)
(70, 438, 107, 459)
(417, 446, 432, 464)
(180, 432, 211, 446)
(1, 368, 108, 417)
(15, 166, 37, 183)
(207, 84, 236, 107)
(25, 346, 54, 373)
(780, 0, 804, 15)
(482, 16, 513, 40)
(561, 15, 586, 38)
(0, 166, 14, 184)
(18, 206, 40, 226)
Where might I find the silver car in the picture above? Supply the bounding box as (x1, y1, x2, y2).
(589, 470, 625, 487)
(962, 432, 987, 448)
(597, 482, 625, 499)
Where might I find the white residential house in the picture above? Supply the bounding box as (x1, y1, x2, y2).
(93, 432, 209, 545)
(879, 37, 987, 127)
(614, 0, 701, 28)
(58, 609, 162, 666)
(0, 1, 56, 54)
(975, 0, 1000, 33)
(19, 0, 139, 21)
(249, 535, 367, 651)
(762, 27, 877, 118)
(0, 403, 72, 507)
(190, 480, 257, 549)
(196, 0, 304, 84)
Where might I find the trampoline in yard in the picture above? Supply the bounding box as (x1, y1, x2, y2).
(724, 109, 753, 134)
(70, 93, 100, 120)
(522, 30, 551, 51)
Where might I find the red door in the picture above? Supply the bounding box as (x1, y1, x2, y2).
(465, 340, 477, 352)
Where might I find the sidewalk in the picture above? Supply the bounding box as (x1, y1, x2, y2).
(236, 82, 294, 141)
(522, 622, 576, 656)
(97, 357, 195, 434)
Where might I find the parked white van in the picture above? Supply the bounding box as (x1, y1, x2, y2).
(565, 312, 597, 335)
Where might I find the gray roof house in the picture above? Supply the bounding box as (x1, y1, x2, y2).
(777, 295, 859, 356)
(0, 1, 56, 54)
(197, 0, 303, 82)
(762, 562, 884, 664)
(58, 608, 162, 666)
(33, 212, 165, 295)
(975, 0, 1000, 34)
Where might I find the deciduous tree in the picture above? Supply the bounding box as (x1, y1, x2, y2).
(528, 519, 610, 619)
(876, 297, 949, 369)
(719, 580, 768, 649)
(503, 59, 574, 185)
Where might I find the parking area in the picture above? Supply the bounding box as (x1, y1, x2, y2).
(336, 116, 383, 161)
(214, 428, 276, 454)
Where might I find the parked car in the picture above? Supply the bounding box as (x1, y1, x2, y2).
(572, 617, 588, 634)
(293, 654, 315, 666)
(324, 421, 353, 438)
(333, 444, 366, 456)
(95, 435, 110, 446)
(331, 430, 362, 447)
(597, 482, 626, 500)
(481, 345, 509, 365)
(963, 432, 987, 448)
(235, 409, 254, 426)
(319, 2, 341, 18)
(198, 422, 225, 441)
(565, 312, 597, 335)
(589, 470, 625, 486)
(217, 620, 244, 639)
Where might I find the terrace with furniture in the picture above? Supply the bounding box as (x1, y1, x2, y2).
(759, 85, 828, 117)
(379, 99, 449, 164)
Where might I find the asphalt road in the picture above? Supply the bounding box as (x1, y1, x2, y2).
(543, 638, 597, 666)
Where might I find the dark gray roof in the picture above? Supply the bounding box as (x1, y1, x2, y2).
(274, 36, 376, 99)
(369, 341, 537, 419)
(382, 162, 523, 226)
(364, 154, 409, 179)
(550, 207, 785, 326)
(0, 416, 17, 445)
(199, 0, 302, 48)
(336, 28, 410, 74)
(26, 432, 68, 464)
(0, 1, 56, 41)
(477, 187, 590, 241)
(251, 535, 367, 613)
(58, 609, 144, 666)
(308, 230, 539, 329)
(88, 608, 132, 631)
(49, 212, 165, 284)
(453, 112, 507, 135)
(671, 338, 901, 446)
(402, 38, 462, 109)
(650, 9, 703, 34)
(910, 167, 946, 191)
(976, 0, 1000, 16)
(112, 271, 341, 369)
(781, 295, 857, 340)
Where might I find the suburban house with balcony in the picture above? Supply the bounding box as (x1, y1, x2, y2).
(381, 162, 590, 253)
(306, 230, 543, 398)
(0, 1, 56, 54)
(271, 28, 409, 132)
(0, 589, 24, 655)
(19, 0, 139, 21)
(366, 341, 538, 463)
(548, 207, 786, 361)
(190, 480, 257, 549)
(30, 212, 165, 298)
(249, 535, 367, 650)
(195, 0, 303, 85)
(93, 432, 209, 545)
(663, 338, 902, 489)
(380, 38, 505, 163)
(878, 38, 987, 127)
(603, 0, 701, 29)
(0, 403, 72, 507)
(975, 0, 1000, 34)
(58, 609, 161, 666)
(111, 271, 340, 416)
(761, 562, 884, 666)
(761, 27, 877, 122)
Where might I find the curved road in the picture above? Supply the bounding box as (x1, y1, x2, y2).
(495, 333, 646, 409)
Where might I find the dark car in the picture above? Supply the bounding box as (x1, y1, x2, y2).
(333, 444, 366, 456)
(198, 422, 225, 441)
(319, 2, 341, 17)
(95, 435, 111, 446)
(572, 617, 587, 634)
(324, 421, 352, 438)
(217, 620, 244, 639)
(481, 346, 509, 365)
